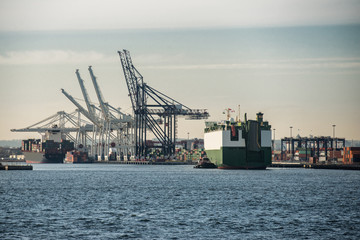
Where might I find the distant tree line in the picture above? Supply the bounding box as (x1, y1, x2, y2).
(0, 140, 22, 148)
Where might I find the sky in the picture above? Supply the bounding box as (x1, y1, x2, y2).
(0, 0, 360, 141)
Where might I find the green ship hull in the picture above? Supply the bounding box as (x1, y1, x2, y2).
(206, 147, 272, 169)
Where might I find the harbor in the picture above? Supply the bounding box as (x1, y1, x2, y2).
(2, 2, 360, 240)
(8, 49, 359, 170)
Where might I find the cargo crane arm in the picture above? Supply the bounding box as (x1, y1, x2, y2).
(105, 103, 133, 122)
(76, 69, 95, 117)
(143, 85, 209, 119)
(61, 88, 102, 128)
(123, 49, 144, 102)
(118, 50, 145, 113)
(14, 111, 61, 130)
(133, 85, 207, 120)
(118, 51, 135, 111)
(10, 111, 94, 133)
(88, 66, 110, 122)
(11, 127, 91, 132)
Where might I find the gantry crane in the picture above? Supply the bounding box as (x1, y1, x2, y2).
(63, 68, 135, 160)
(11, 111, 94, 148)
(118, 49, 209, 158)
(61, 88, 106, 157)
(13, 66, 135, 161)
(87, 66, 134, 158)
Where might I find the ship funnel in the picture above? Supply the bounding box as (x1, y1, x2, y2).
(256, 112, 264, 126)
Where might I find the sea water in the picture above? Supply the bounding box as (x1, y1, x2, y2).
(1, 164, 360, 239)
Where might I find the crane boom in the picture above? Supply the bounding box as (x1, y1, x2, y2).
(61, 88, 101, 128)
(124, 50, 145, 110)
(88, 66, 110, 121)
(11, 127, 92, 132)
(118, 51, 137, 112)
(75, 69, 95, 117)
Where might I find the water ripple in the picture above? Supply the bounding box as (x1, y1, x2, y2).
(1, 165, 359, 239)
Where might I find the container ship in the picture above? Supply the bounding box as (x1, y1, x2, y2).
(204, 112, 272, 169)
(22, 130, 74, 164)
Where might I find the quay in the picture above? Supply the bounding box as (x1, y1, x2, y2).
(96, 160, 194, 165)
(0, 163, 33, 171)
(270, 162, 360, 170)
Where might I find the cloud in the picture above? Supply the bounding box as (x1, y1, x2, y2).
(142, 58, 360, 70)
(0, 50, 113, 65)
(1, 0, 360, 31)
(1, 50, 359, 72)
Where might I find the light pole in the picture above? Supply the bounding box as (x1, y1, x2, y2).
(273, 128, 276, 150)
(332, 125, 336, 161)
(290, 126, 293, 160)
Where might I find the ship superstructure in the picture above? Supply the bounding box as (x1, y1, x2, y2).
(22, 128, 74, 163)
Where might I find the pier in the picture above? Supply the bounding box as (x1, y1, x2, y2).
(270, 162, 360, 170)
(96, 160, 195, 165)
(0, 163, 33, 170)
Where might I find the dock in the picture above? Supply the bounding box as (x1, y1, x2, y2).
(95, 160, 195, 165)
(270, 162, 360, 170)
(0, 163, 33, 170)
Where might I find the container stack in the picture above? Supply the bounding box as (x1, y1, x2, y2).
(343, 147, 360, 164)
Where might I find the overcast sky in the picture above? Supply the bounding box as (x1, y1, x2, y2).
(1, 0, 360, 30)
(0, 0, 360, 141)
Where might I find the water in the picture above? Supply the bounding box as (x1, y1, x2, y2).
(1, 164, 360, 239)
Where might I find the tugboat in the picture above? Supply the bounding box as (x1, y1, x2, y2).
(194, 157, 217, 168)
